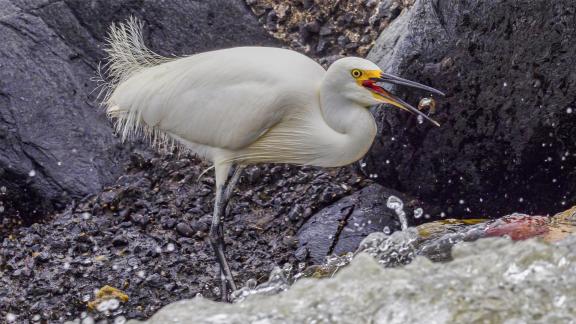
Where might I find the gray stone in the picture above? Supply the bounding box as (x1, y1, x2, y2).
(0, 0, 278, 219)
(297, 184, 423, 264)
(365, 0, 576, 218)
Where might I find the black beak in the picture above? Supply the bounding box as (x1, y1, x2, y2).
(375, 72, 446, 96)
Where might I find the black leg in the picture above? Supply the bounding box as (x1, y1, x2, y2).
(208, 164, 244, 301)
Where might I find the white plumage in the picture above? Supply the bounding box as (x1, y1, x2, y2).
(99, 18, 443, 300)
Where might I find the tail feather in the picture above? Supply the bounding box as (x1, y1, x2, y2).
(95, 17, 175, 150)
(97, 17, 170, 104)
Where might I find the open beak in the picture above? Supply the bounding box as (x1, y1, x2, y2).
(363, 72, 445, 127)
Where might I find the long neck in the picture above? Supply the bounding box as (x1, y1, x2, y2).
(314, 84, 377, 167)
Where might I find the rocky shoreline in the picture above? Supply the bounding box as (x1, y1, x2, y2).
(2, 0, 576, 322)
(1, 150, 370, 322)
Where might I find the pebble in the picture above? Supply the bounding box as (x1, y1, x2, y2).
(112, 235, 129, 247)
(294, 246, 309, 261)
(176, 223, 194, 237)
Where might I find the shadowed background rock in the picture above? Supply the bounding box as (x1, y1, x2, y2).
(0, 0, 278, 221)
(364, 0, 576, 218)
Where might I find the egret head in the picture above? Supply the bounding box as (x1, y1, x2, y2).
(327, 57, 444, 126)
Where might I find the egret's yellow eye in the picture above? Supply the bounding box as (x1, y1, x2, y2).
(351, 69, 363, 78)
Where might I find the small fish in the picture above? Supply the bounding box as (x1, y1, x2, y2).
(418, 97, 436, 114)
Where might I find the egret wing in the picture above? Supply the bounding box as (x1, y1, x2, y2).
(109, 47, 324, 150)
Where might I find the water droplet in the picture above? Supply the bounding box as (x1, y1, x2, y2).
(567, 107, 573, 114)
(0, 186, 6, 193)
(383, 226, 391, 235)
(6, 313, 17, 323)
(137, 270, 146, 278)
(245, 278, 257, 289)
(518, 197, 524, 202)
(81, 212, 91, 220)
(57, 161, 62, 166)
(386, 196, 403, 211)
(413, 208, 423, 219)
(28, 170, 36, 177)
(459, 199, 465, 205)
(386, 196, 408, 231)
(114, 316, 127, 324)
(166, 243, 175, 252)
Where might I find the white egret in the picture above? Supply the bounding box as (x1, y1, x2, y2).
(99, 18, 444, 300)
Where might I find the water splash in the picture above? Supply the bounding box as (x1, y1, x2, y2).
(386, 195, 408, 230)
(131, 209, 576, 324)
(231, 265, 291, 303)
(133, 236, 576, 324)
(358, 228, 420, 267)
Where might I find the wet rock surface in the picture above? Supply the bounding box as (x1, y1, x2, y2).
(364, 0, 576, 217)
(298, 184, 425, 263)
(0, 151, 368, 322)
(131, 236, 576, 324)
(0, 0, 278, 222)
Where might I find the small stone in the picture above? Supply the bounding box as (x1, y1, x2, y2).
(176, 223, 194, 237)
(319, 26, 332, 36)
(288, 205, 304, 222)
(283, 236, 299, 248)
(294, 246, 309, 261)
(112, 235, 129, 247)
(146, 273, 166, 288)
(337, 35, 349, 47)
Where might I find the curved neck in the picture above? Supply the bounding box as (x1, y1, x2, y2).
(314, 83, 377, 167)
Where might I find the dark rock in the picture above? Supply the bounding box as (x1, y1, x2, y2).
(365, 0, 576, 217)
(294, 246, 309, 261)
(146, 273, 167, 288)
(319, 26, 332, 36)
(337, 35, 350, 47)
(298, 184, 421, 264)
(176, 222, 194, 237)
(0, 0, 279, 220)
(112, 235, 129, 247)
(287, 205, 304, 222)
(266, 10, 278, 31)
